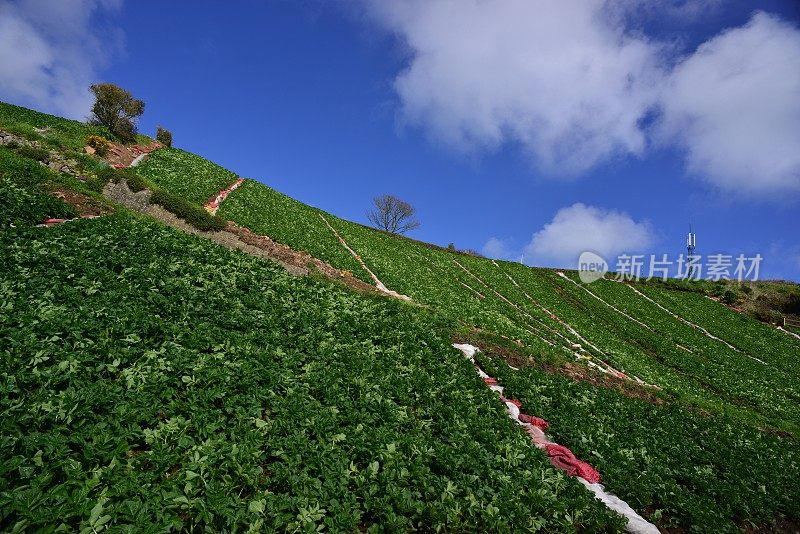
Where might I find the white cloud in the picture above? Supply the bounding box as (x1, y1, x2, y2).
(524, 203, 653, 267)
(363, 2, 800, 197)
(659, 12, 800, 196)
(0, 0, 124, 119)
(481, 237, 516, 261)
(365, 0, 665, 175)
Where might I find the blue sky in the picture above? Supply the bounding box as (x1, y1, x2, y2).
(2, 0, 799, 280)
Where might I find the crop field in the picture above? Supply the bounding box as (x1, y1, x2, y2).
(475, 349, 800, 532)
(218, 180, 373, 283)
(133, 147, 239, 206)
(3, 100, 798, 531)
(1, 214, 631, 532)
(323, 218, 800, 430)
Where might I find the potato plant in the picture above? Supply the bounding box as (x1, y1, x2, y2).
(1, 215, 625, 532)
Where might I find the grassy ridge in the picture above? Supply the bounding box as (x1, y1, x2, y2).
(1, 215, 624, 532)
(0, 101, 113, 151)
(324, 217, 800, 431)
(0, 147, 76, 226)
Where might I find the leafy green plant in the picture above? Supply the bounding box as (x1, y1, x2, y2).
(0, 147, 75, 226)
(476, 349, 800, 532)
(0, 100, 116, 150)
(0, 214, 622, 532)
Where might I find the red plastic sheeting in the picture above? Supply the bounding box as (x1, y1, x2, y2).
(544, 444, 601, 483)
(204, 178, 246, 210)
(518, 413, 549, 430)
(483, 377, 498, 386)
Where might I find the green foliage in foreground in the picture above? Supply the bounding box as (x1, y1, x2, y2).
(0, 215, 623, 532)
(476, 351, 800, 532)
(0, 147, 75, 227)
(134, 147, 238, 205)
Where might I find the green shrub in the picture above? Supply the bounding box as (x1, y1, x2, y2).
(0, 146, 50, 186)
(85, 166, 147, 193)
(156, 126, 173, 147)
(17, 145, 49, 162)
(86, 134, 111, 156)
(125, 173, 149, 192)
(149, 188, 226, 231)
(0, 148, 76, 226)
(721, 289, 738, 305)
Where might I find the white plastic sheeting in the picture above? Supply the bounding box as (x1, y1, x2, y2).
(624, 283, 767, 366)
(318, 213, 413, 302)
(555, 271, 652, 331)
(579, 479, 660, 534)
(453, 343, 660, 534)
(777, 326, 800, 341)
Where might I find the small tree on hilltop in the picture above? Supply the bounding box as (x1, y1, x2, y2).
(367, 194, 420, 234)
(156, 126, 173, 147)
(89, 83, 144, 143)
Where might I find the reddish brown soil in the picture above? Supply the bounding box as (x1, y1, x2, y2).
(104, 140, 161, 168)
(226, 222, 381, 295)
(454, 333, 667, 404)
(51, 189, 112, 217)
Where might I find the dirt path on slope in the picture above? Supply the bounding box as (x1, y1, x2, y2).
(103, 180, 384, 294)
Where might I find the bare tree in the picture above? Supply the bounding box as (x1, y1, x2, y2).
(367, 194, 420, 234)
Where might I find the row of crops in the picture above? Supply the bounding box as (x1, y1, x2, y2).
(0, 215, 626, 531)
(475, 348, 800, 532)
(301, 216, 799, 432)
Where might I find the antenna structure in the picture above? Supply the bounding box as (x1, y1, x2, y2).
(686, 225, 697, 278)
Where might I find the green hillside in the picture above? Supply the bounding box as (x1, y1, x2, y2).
(2, 101, 799, 532)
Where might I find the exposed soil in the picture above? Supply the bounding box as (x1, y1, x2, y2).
(102, 180, 388, 293)
(104, 140, 161, 168)
(454, 333, 668, 405)
(742, 515, 800, 533)
(226, 222, 381, 294)
(51, 189, 112, 217)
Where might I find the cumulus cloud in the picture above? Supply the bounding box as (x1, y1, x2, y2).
(365, 0, 665, 175)
(659, 12, 800, 195)
(0, 0, 124, 119)
(481, 237, 516, 261)
(524, 203, 653, 267)
(364, 2, 800, 197)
